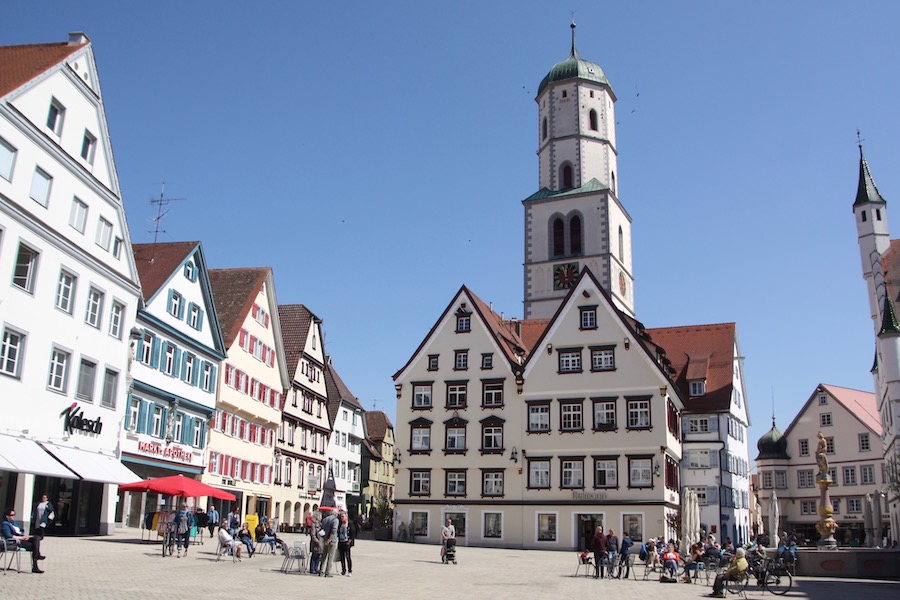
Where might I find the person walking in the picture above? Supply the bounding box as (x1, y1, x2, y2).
(440, 518, 455, 562)
(2, 508, 43, 573)
(32, 494, 54, 542)
(617, 532, 634, 579)
(338, 511, 357, 576)
(206, 505, 219, 538)
(320, 508, 339, 578)
(308, 512, 323, 574)
(174, 503, 194, 558)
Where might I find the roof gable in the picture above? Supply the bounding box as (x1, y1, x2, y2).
(278, 304, 319, 381)
(325, 358, 364, 426)
(0, 40, 85, 97)
(365, 411, 393, 442)
(208, 268, 269, 346)
(782, 383, 880, 439)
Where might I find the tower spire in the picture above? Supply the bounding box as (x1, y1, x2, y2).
(570, 20, 578, 58)
(854, 134, 886, 207)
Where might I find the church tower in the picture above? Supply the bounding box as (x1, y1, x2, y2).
(854, 144, 890, 326)
(523, 23, 634, 320)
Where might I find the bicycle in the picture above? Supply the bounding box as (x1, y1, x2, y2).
(753, 557, 793, 595)
(161, 521, 176, 557)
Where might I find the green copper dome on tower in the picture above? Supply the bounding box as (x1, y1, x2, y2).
(755, 417, 789, 460)
(538, 22, 610, 95)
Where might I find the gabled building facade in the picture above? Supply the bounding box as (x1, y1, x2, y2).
(121, 241, 226, 526)
(204, 268, 288, 519)
(274, 303, 331, 529)
(0, 33, 141, 535)
(647, 323, 752, 544)
(324, 359, 366, 518)
(854, 149, 900, 543)
(362, 410, 396, 520)
(755, 384, 887, 545)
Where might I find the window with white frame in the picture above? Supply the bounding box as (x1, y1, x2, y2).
(528, 459, 550, 489)
(445, 426, 466, 451)
(594, 458, 617, 487)
(688, 417, 710, 433)
(413, 384, 432, 408)
(775, 470, 787, 489)
(410, 471, 430, 495)
(100, 368, 118, 409)
(452, 349, 469, 371)
(188, 304, 201, 330)
(842, 466, 857, 486)
(80, 130, 97, 164)
(456, 314, 470, 332)
(55, 270, 76, 314)
(85, 287, 104, 328)
(818, 393, 828, 405)
(411, 426, 431, 451)
(484, 512, 502, 538)
(559, 349, 582, 373)
(561, 459, 584, 488)
(95, 217, 113, 251)
(797, 469, 814, 488)
(168, 292, 183, 318)
(482, 424, 503, 451)
(592, 399, 616, 429)
(109, 301, 124, 339)
(528, 403, 550, 432)
(861, 464, 875, 485)
(820, 413, 832, 427)
(761, 471, 773, 488)
(411, 511, 428, 535)
(847, 497, 862, 513)
(483, 381, 503, 407)
(446, 471, 466, 496)
(183, 354, 195, 384)
(47, 347, 70, 392)
(591, 347, 615, 371)
(560, 402, 583, 431)
(29, 167, 52, 207)
(75, 358, 96, 402)
(447, 383, 467, 408)
(0, 136, 15, 181)
(800, 500, 816, 515)
(628, 457, 652, 487)
(826, 437, 835, 454)
(689, 380, 706, 396)
(537, 513, 557, 541)
(627, 399, 650, 428)
(202, 363, 214, 392)
(799, 439, 809, 456)
(12, 244, 39, 293)
(833, 499, 841, 514)
(46, 98, 65, 134)
(481, 353, 493, 369)
(127, 398, 139, 432)
(828, 467, 837, 484)
(580, 307, 597, 329)
(483, 471, 503, 496)
(427, 355, 438, 370)
(163, 344, 176, 375)
(859, 433, 870, 452)
(139, 332, 153, 364)
(69, 197, 88, 233)
(173, 413, 183, 441)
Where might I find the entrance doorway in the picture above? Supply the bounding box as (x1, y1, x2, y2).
(577, 513, 604, 551)
(443, 511, 467, 545)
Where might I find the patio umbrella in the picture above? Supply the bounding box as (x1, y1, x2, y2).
(769, 490, 779, 545)
(119, 474, 236, 500)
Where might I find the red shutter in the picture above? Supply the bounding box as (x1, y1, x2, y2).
(242, 462, 249, 480)
(268, 349, 274, 368)
(265, 313, 269, 328)
(252, 304, 258, 319)
(239, 329, 247, 349)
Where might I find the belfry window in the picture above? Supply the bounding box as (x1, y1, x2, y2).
(562, 164, 573, 189)
(570, 215, 582, 255)
(589, 109, 598, 131)
(542, 117, 548, 141)
(552, 218, 565, 257)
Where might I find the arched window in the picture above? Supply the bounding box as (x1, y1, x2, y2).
(611, 171, 616, 195)
(589, 109, 598, 131)
(562, 163, 574, 189)
(618, 226, 624, 261)
(570, 214, 582, 255)
(542, 117, 548, 140)
(552, 217, 565, 257)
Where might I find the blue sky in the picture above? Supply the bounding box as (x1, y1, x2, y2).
(6, 1, 900, 457)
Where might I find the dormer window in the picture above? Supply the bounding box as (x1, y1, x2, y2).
(689, 380, 706, 396)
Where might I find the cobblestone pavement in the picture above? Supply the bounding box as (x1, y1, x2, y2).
(2, 528, 896, 599)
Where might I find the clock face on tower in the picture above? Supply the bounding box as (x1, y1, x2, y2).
(553, 262, 579, 290)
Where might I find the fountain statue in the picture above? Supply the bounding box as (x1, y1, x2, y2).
(814, 431, 839, 549)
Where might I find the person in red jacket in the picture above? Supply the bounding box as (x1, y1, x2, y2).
(592, 526, 609, 578)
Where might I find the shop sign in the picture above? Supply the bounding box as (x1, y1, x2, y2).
(137, 440, 194, 463)
(60, 402, 103, 435)
(572, 490, 607, 501)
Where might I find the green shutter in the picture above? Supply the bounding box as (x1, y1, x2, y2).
(137, 400, 149, 433)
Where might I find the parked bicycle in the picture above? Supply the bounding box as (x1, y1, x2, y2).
(753, 557, 793, 595)
(161, 521, 177, 557)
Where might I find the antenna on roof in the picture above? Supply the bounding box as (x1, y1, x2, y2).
(149, 182, 187, 243)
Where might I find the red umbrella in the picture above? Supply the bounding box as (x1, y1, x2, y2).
(119, 474, 236, 501)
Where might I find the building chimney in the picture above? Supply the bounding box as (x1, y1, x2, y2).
(68, 32, 88, 46)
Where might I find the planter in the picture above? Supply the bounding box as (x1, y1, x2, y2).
(374, 526, 393, 541)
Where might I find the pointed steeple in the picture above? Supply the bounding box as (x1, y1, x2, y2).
(871, 349, 879, 374)
(570, 20, 579, 58)
(879, 290, 900, 336)
(854, 144, 886, 207)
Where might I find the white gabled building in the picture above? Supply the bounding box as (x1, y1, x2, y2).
(274, 304, 331, 529)
(120, 241, 227, 525)
(324, 359, 366, 518)
(647, 324, 752, 544)
(205, 268, 288, 520)
(0, 33, 141, 535)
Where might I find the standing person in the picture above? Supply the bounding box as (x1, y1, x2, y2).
(308, 512, 323, 575)
(305, 511, 313, 535)
(320, 508, 339, 578)
(2, 508, 43, 573)
(32, 494, 54, 542)
(591, 525, 608, 578)
(617, 532, 634, 579)
(606, 528, 619, 577)
(206, 505, 219, 538)
(174, 502, 194, 558)
(338, 511, 356, 576)
(440, 518, 456, 562)
(227, 506, 241, 537)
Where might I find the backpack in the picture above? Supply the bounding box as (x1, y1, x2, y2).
(639, 544, 648, 562)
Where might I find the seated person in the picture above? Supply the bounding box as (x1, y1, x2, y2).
(646, 540, 663, 569)
(217, 527, 243, 561)
(2, 508, 43, 573)
(709, 547, 748, 598)
(662, 543, 680, 579)
(682, 542, 704, 583)
(238, 522, 255, 556)
(254, 522, 278, 553)
(579, 550, 592, 565)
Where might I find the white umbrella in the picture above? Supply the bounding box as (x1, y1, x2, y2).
(769, 490, 779, 546)
(691, 490, 701, 544)
(681, 490, 692, 546)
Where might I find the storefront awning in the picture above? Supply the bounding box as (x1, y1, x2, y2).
(0, 435, 78, 479)
(40, 442, 139, 484)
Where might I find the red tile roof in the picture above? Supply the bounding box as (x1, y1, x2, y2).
(0, 40, 86, 97)
(518, 318, 550, 353)
(365, 411, 393, 442)
(645, 323, 736, 413)
(278, 304, 316, 381)
(208, 268, 269, 346)
(133, 242, 197, 302)
(324, 358, 364, 426)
